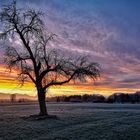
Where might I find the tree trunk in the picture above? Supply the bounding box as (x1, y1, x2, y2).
(37, 90, 48, 116)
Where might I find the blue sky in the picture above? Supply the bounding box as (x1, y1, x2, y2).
(0, 0, 140, 94)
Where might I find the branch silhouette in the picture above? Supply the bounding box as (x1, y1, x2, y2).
(0, 1, 100, 116)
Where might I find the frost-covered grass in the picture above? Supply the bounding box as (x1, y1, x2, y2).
(0, 103, 140, 140)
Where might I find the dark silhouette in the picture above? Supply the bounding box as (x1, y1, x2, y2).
(10, 94, 16, 102)
(82, 94, 105, 103)
(47, 94, 105, 103)
(106, 92, 140, 104)
(0, 1, 100, 116)
(47, 92, 140, 104)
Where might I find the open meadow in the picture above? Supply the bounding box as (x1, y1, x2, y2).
(0, 103, 140, 140)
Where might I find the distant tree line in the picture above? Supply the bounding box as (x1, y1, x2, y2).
(47, 91, 140, 104)
(47, 94, 105, 103)
(107, 91, 140, 104)
(1, 91, 140, 104)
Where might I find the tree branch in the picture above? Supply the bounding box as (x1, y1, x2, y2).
(43, 71, 76, 90)
(39, 65, 58, 81)
(21, 71, 36, 84)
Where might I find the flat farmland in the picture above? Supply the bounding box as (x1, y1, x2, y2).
(0, 103, 140, 140)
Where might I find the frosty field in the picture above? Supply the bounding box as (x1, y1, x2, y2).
(0, 103, 140, 140)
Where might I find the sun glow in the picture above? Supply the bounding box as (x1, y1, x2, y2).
(0, 64, 138, 98)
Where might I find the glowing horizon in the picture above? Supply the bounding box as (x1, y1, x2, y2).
(0, 64, 139, 97)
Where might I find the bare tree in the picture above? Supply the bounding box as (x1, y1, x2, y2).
(0, 1, 100, 116)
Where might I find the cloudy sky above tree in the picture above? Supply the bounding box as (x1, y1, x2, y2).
(0, 0, 140, 96)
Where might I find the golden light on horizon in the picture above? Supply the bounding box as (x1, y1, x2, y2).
(0, 64, 139, 97)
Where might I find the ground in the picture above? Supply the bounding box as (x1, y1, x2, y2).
(0, 102, 140, 140)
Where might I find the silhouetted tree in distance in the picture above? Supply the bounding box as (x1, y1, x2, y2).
(10, 94, 16, 102)
(0, 1, 100, 116)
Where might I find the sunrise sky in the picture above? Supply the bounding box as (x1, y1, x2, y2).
(0, 0, 140, 97)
